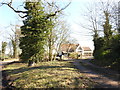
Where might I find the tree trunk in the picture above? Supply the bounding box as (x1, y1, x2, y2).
(28, 60, 34, 67)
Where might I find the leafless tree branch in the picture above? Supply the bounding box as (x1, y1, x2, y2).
(1, 0, 71, 19)
(1, 0, 27, 13)
(46, 2, 71, 19)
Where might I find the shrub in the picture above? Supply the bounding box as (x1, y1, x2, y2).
(69, 52, 78, 59)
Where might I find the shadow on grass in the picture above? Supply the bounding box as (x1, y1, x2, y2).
(3, 65, 70, 76)
(2, 61, 97, 88)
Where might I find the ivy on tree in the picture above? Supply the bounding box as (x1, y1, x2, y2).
(19, 1, 53, 63)
(1, 42, 7, 60)
(103, 11, 112, 46)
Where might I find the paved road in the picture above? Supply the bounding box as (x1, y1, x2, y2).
(73, 59, 120, 88)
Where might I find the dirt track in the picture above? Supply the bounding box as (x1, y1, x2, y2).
(73, 59, 120, 88)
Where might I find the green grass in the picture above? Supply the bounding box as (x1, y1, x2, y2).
(3, 60, 95, 88)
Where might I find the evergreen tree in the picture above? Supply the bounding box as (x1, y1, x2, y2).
(19, 1, 53, 63)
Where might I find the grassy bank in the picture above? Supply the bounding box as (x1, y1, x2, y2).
(3, 60, 95, 88)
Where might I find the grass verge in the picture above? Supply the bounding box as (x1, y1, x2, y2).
(3, 60, 95, 88)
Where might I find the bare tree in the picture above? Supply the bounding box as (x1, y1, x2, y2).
(8, 25, 21, 58)
(78, 0, 118, 50)
(54, 20, 70, 59)
(0, 0, 71, 19)
(1, 41, 7, 60)
(79, 0, 118, 37)
(39, 0, 71, 61)
(45, 19, 70, 61)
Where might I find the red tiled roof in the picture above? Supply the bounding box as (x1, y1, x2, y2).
(82, 47, 91, 51)
(60, 44, 79, 52)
